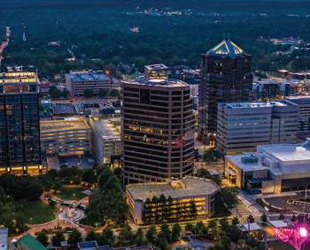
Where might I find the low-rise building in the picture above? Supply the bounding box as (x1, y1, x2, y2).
(225, 139, 310, 194)
(16, 234, 47, 250)
(126, 176, 219, 225)
(89, 117, 121, 166)
(65, 70, 115, 97)
(217, 101, 298, 154)
(40, 118, 91, 156)
(0, 228, 8, 250)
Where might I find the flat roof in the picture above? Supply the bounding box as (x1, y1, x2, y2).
(286, 96, 310, 105)
(94, 117, 120, 139)
(269, 220, 289, 228)
(67, 71, 110, 82)
(237, 223, 262, 232)
(123, 77, 188, 88)
(40, 118, 90, 132)
(54, 103, 77, 115)
(127, 176, 219, 202)
(225, 101, 288, 109)
(226, 154, 268, 172)
(258, 143, 310, 162)
(145, 64, 169, 71)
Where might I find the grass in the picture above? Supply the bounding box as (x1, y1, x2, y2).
(55, 187, 87, 200)
(20, 200, 56, 224)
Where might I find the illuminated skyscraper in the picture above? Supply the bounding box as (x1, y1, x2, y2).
(0, 72, 42, 174)
(122, 65, 195, 183)
(199, 40, 253, 143)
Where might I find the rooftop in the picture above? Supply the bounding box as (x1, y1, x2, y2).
(78, 241, 98, 250)
(40, 118, 90, 132)
(225, 101, 288, 109)
(54, 103, 77, 115)
(93, 117, 121, 140)
(0, 72, 38, 84)
(67, 71, 110, 82)
(123, 77, 188, 88)
(144, 64, 169, 71)
(17, 234, 47, 250)
(258, 142, 310, 162)
(237, 223, 262, 232)
(286, 96, 310, 105)
(127, 176, 219, 202)
(207, 40, 245, 58)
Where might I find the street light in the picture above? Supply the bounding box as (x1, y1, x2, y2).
(299, 227, 308, 238)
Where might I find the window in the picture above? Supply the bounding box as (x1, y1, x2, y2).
(140, 89, 150, 104)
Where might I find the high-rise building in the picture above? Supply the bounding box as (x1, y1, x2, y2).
(0, 72, 42, 174)
(217, 101, 298, 154)
(122, 65, 195, 183)
(199, 40, 253, 143)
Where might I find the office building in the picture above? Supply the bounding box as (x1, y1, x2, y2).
(253, 79, 291, 99)
(0, 72, 42, 175)
(90, 117, 122, 166)
(0, 228, 8, 250)
(126, 176, 219, 224)
(40, 118, 91, 156)
(144, 64, 170, 79)
(286, 96, 310, 140)
(199, 40, 253, 142)
(122, 67, 195, 183)
(217, 101, 298, 154)
(225, 139, 310, 194)
(65, 70, 115, 97)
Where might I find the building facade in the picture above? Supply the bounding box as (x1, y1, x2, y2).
(225, 139, 310, 194)
(0, 72, 42, 175)
(217, 101, 299, 154)
(199, 40, 253, 143)
(126, 176, 219, 225)
(122, 68, 195, 183)
(89, 117, 122, 166)
(40, 118, 91, 156)
(65, 70, 114, 97)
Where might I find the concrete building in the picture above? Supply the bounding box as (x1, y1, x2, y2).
(89, 117, 122, 166)
(65, 70, 114, 97)
(144, 64, 170, 79)
(286, 96, 310, 140)
(122, 67, 195, 184)
(40, 118, 91, 156)
(224, 139, 310, 194)
(199, 40, 253, 143)
(217, 101, 299, 154)
(126, 176, 219, 225)
(0, 228, 8, 250)
(0, 72, 42, 175)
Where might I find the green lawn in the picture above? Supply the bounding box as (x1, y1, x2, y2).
(55, 187, 87, 200)
(20, 200, 56, 224)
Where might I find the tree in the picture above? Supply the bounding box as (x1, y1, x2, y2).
(85, 230, 99, 241)
(232, 217, 240, 226)
(208, 220, 218, 239)
(171, 223, 181, 242)
(279, 212, 285, 220)
(202, 148, 222, 162)
(158, 224, 171, 243)
(109, 89, 119, 97)
(99, 89, 109, 98)
(82, 168, 96, 184)
(98, 228, 114, 246)
(84, 89, 94, 98)
(52, 231, 65, 247)
(291, 214, 297, 222)
(146, 224, 156, 243)
(68, 228, 82, 246)
(49, 86, 62, 99)
(36, 231, 49, 246)
(247, 214, 255, 223)
(117, 226, 135, 247)
(185, 223, 193, 232)
(135, 228, 146, 246)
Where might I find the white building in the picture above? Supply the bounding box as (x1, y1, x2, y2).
(89, 117, 121, 166)
(217, 101, 298, 154)
(225, 139, 310, 194)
